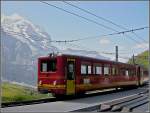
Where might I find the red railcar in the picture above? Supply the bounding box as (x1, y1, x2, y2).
(38, 53, 149, 96)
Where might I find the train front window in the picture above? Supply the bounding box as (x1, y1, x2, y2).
(40, 59, 57, 72)
(41, 63, 47, 72)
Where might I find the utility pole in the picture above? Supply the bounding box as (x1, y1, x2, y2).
(116, 46, 118, 62)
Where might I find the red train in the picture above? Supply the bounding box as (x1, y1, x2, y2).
(38, 53, 149, 97)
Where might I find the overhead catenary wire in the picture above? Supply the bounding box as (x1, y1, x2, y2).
(63, 43, 149, 60)
(2, 0, 148, 62)
(2, 29, 134, 57)
(61, 43, 145, 61)
(40, 1, 147, 45)
(73, 26, 148, 42)
(3, 26, 148, 43)
(40, 1, 118, 32)
(62, 1, 148, 43)
(104, 54, 148, 60)
(3, 29, 148, 61)
(3, 26, 148, 59)
(46, 26, 149, 43)
(131, 32, 148, 43)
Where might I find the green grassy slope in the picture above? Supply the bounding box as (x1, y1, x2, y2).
(128, 50, 149, 69)
(2, 82, 52, 103)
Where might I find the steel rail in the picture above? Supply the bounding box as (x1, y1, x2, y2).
(71, 89, 149, 112)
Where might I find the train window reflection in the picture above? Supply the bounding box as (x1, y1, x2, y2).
(112, 67, 115, 75)
(41, 63, 47, 72)
(88, 66, 91, 74)
(125, 70, 129, 76)
(68, 64, 74, 73)
(96, 66, 102, 74)
(104, 67, 109, 75)
(81, 65, 87, 74)
(81, 64, 91, 75)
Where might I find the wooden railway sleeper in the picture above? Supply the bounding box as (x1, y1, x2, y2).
(99, 95, 142, 111)
(111, 96, 148, 112)
(121, 99, 149, 112)
(72, 91, 148, 112)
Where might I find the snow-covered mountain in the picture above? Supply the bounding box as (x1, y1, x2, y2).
(1, 14, 58, 56)
(1, 14, 109, 86)
(1, 14, 58, 85)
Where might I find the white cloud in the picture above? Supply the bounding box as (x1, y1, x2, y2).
(134, 43, 149, 49)
(99, 38, 110, 45)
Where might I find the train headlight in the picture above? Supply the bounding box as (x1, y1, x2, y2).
(53, 80, 57, 86)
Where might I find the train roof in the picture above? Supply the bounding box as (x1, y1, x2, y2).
(60, 53, 135, 66)
(39, 53, 137, 67)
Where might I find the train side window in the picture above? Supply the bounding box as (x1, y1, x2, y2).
(96, 66, 102, 74)
(81, 64, 92, 75)
(88, 65, 92, 74)
(81, 65, 87, 75)
(125, 70, 129, 76)
(112, 67, 115, 75)
(104, 67, 109, 75)
(93, 65, 102, 75)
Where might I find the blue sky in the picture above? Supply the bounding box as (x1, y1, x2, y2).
(1, 1, 149, 62)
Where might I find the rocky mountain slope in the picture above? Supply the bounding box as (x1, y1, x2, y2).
(1, 14, 108, 86)
(1, 14, 58, 85)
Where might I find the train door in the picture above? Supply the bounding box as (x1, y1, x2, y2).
(66, 59, 75, 95)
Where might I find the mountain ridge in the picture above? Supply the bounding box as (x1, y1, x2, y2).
(1, 13, 108, 85)
(1, 14, 58, 85)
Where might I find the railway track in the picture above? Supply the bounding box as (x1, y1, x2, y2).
(72, 89, 149, 112)
(2, 84, 148, 109)
(1, 84, 149, 112)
